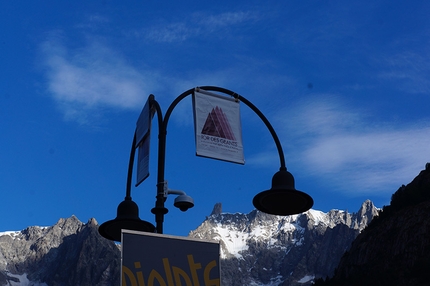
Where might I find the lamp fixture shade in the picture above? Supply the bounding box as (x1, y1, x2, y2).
(253, 169, 313, 216)
(98, 198, 155, 242)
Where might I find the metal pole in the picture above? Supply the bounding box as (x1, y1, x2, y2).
(151, 88, 194, 233)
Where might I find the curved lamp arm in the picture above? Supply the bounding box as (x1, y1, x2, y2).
(100, 86, 313, 240)
(162, 86, 287, 170)
(151, 86, 307, 233)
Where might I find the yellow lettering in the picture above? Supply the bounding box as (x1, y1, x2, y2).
(172, 266, 192, 286)
(134, 262, 146, 286)
(124, 256, 219, 286)
(162, 258, 174, 286)
(122, 266, 137, 286)
(148, 269, 167, 286)
(204, 260, 220, 286)
(187, 255, 202, 286)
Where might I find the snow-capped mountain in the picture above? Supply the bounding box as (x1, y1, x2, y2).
(189, 200, 378, 286)
(0, 216, 120, 285)
(0, 202, 377, 285)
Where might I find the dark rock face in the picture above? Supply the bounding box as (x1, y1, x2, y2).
(210, 202, 223, 216)
(190, 201, 378, 285)
(315, 165, 430, 286)
(0, 216, 120, 286)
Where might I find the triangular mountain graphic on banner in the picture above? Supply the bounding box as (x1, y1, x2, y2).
(201, 106, 236, 140)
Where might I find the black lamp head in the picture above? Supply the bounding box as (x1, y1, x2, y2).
(98, 198, 155, 242)
(253, 169, 313, 216)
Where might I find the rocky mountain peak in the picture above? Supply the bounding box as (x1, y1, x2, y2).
(210, 202, 222, 216)
(0, 216, 120, 286)
(189, 201, 378, 285)
(358, 199, 375, 215)
(353, 199, 379, 229)
(0, 198, 380, 286)
(88, 217, 98, 226)
(1, 161, 427, 286)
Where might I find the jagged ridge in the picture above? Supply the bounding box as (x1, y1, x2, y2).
(0, 202, 378, 286)
(189, 200, 378, 286)
(0, 216, 120, 286)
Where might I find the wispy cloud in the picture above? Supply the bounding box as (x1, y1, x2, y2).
(199, 11, 257, 30)
(75, 14, 110, 31)
(252, 96, 430, 196)
(379, 50, 430, 94)
(40, 35, 158, 124)
(144, 23, 193, 43)
(142, 11, 258, 43)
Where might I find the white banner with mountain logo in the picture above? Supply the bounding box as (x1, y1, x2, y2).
(192, 90, 244, 164)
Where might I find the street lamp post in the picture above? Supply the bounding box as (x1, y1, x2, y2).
(99, 86, 313, 241)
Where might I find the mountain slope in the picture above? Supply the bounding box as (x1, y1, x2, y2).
(0, 216, 120, 286)
(315, 164, 430, 286)
(189, 200, 378, 285)
(0, 202, 378, 285)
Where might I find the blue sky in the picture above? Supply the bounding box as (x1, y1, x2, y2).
(1, 1, 430, 236)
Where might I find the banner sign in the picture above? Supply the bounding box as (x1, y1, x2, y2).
(135, 97, 153, 186)
(192, 90, 244, 164)
(136, 136, 150, 187)
(121, 230, 221, 286)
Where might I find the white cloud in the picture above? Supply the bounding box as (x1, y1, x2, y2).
(263, 96, 430, 196)
(41, 37, 158, 123)
(144, 23, 193, 43)
(379, 51, 430, 94)
(143, 11, 257, 43)
(199, 11, 257, 30)
(282, 95, 363, 137)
